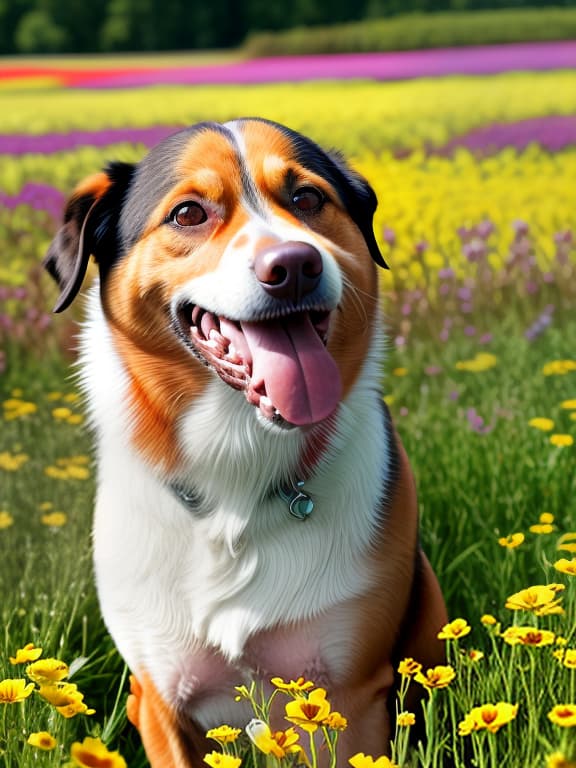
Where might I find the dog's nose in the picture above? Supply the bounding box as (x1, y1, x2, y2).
(254, 241, 323, 303)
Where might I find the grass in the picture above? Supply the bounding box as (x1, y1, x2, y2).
(1, 67, 575, 767)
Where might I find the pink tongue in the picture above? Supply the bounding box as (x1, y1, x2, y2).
(241, 314, 342, 426)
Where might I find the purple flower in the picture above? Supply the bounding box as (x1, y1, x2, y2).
(383, 226, 396, 246)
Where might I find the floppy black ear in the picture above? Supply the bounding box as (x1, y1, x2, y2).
(44, 162, 135, 313)
(327, 150, 388, 270)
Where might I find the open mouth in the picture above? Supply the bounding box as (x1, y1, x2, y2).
(175, 304, 342, 426)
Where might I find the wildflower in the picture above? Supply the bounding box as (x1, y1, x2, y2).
(41, 511, 68, 527)
(285, 687, 331, 732)
(528, 417, 554, 431)
(206, 725, 241, 744)
(542, 360, 576, 376)
(349, 753, 398, 767)
(550, 434, 574, 447)
(480, 614, 497, 626)
(0, 511, 14, 528)
(245, 719, 302, 759)
(414, 665, 456, 691)
(558, 533, 576, 553)
(26, 658, 69, 683)
(554, 649, 576, 669)
(3, 398, 38, 419)
(561, 400, 576, 410)
(547, 752, 576, 768)
(530, 523, 556, 534)
(203, 752, 242, 768)
(271, 676, 315, 694)
(70, 736, 127, 768)
(548, 704, 576, 728)
(501, 626, 556, 647)
(437, 618, 471, 640)
(392, 367, 407, 376)
(324, 711, 348, 730)
(498, 532, 524, 548)
(455, 352, 497, 372)
(27, 731, 57, 750)
(397, 657, 422, 677)
(0, 451, 29, 471)
(397, 711, 416, 727)
(554, 558, 576, 576)
(458, 702, 518, 734)
(9, 643, 42, 664)
(38, 682, 95, 718)
(540, 512, 555, 524)
(0, 678, 35, 703)
(52, 407, 73, 420)
(505, 585, 564, 615)
(467, 649, 485, 662)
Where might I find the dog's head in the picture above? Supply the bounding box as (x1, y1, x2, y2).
(45, 118, 386, 431)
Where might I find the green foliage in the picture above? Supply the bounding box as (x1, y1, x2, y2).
(244, 6, 576, 56)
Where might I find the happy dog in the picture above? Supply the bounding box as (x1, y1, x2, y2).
(45, 118, 447, 766)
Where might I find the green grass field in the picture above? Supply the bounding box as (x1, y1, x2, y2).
(1, 69, 575, 767)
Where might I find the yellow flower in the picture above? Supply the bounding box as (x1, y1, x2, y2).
(455, 353, 497, 372)
(554, 648, 576, 669)
(498, 532, 525, 548)
(26, 658, 69, 684)
(206, 724, 241, 744)
(271, 676, 315, 694)
(528, 417, 555, 432)
(71, 736, 127, 768)
(285, 687, 331, 732)
(397, 711, 416, 727)
(27, 731, 57, 750)
(0, 678, 34, 703)
(203, 752, 242, 768)
(437, 618, 471, 640)
(480, 614, 497, 626)
(414, 665, 456, 691)
(397, 657, 422, 677)
(0, 451, 29, 471)
(52, 407, 73, 420)
(554, 558, 576, 576)
(10, 643, 42, 664)
(558, 533, 576, 553)
(392, 367, 408, 376)
(547, 752, 576, 768)
(3, 398, 38, 420)
(41, 512, 67, 527)
(550, 434, 574, 447)
(505, 585, 564, 615)
(349, 753, 398, 768)
(529, 523, 556, 534)
(542, 360, 576, 376)
(548, 704, 576, 728)
(501, 626, 556, 647)
(561, 400, 576, 410)
(458, 702, 518, 734)
(324, 711, 348, 730)
(540, 513, 555, 524)
(38, 683, 95, 718)
(467, 649, 485, 663)
(0, 511, 14, 529)
(245, 719, 302, 759)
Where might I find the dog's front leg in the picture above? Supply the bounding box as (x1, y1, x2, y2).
(127, 674, 208, 767)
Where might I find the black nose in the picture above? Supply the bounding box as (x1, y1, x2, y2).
(254, 241, 323, 303)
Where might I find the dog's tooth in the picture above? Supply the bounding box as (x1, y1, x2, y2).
(259, 395, 276, 421)
(225, 343, 241, 364)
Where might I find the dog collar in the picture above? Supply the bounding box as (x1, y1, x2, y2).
(169, 478, 314, 521)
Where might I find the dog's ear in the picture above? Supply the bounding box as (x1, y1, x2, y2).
(327, 151, 388, 270)
(44, 162, 135, 313)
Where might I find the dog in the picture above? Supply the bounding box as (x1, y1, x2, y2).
(44, 118, 447, 766)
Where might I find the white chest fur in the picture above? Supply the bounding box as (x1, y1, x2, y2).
(80, 288, 390, 705)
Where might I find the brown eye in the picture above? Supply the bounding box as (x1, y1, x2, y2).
(170, 202, 207, 227)
(292, 186, 324, 213)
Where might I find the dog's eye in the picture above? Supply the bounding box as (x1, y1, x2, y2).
(292, 186, 324, 213)
(170, 202, 207, 227)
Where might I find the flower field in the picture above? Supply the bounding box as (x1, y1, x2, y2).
(1, 51, 576, 767)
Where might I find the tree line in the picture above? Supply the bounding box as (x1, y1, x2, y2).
(1, 0, 574, 55)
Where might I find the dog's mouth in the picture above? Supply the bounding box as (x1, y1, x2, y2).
(176, 304, 342, 426)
